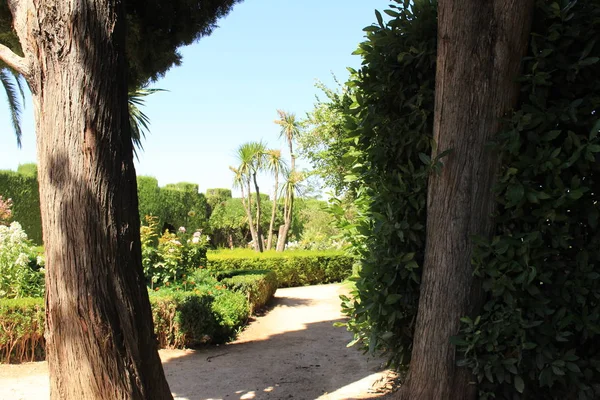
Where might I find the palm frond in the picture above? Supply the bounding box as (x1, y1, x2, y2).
(128, 87, 166, 158)
(0, 68, 25, 148)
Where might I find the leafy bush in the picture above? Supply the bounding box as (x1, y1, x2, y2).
(0, 170, 43, 244)
(214, 269, 278, 313)
(150, 286, 248, 347)
(141, 216, 208, 288)
(207, 249, 353, 287)
(0, 297, 45, 363)
(1, 284, 250, 363)
(0, 222, 45, 298)
(335, 1, 437, 367)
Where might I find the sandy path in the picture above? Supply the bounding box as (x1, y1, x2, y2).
(0, 284, 392, 400)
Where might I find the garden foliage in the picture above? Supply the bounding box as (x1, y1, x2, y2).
(337, 0, 600, 398)
(337, 0, 437, 367)
(137, 176, 209, 234)
(1, 269, 278, 362)
(0, 170, 42, 243)
(0, 222, 44, 299)
(453, 2, 600, 398)
(213, 269, 278, 313)
(207, 249, 353, 287)
(141, 216, 208, 288)
(0, 297, 44, 363)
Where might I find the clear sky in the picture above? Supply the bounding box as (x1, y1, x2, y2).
(0, 0, 390, 197)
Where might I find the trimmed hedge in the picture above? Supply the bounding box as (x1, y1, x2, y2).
(0, 288, 250, 363)
(150, 288, 249, 348)
(207, 250, 354, 287)
(0, 170, 43, 244)
(0, 297, 45, 363)
(214, 269, 278, 313)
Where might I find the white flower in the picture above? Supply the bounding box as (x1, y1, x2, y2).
(193, 231, 202, 238)
(192, 237, 200, 244)
(178, 226, 186, 233)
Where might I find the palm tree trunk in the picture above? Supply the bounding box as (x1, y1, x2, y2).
(276, 186, 294, 252)
(267, 169, 279, 250)
(245, 178, 260, 251)
(252, 172, 264, 252)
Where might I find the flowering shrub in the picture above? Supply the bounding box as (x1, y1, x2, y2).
(141, 216, 208, 288)
(0, 222, 45, 298)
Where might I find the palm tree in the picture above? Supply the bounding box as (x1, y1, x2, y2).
(276, 170, 304, 251)
(274, 110, 300, 172)
(232, 141, 267, 252)
(0, 66, 26, 147)
(274, 110, 301, 251)
(265, 149, 287, 250)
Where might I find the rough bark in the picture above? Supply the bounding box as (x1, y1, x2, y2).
(3, 0, 173, 398)
(403, 1, 534, 399)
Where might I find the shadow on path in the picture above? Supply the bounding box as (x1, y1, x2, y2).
(161, 284, 390, 400)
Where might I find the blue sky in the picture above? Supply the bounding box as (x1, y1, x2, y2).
(0, 0, 390, 197)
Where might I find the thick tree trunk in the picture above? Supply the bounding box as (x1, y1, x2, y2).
(4, 1, 173, 399)
(403, 1, 534, 399)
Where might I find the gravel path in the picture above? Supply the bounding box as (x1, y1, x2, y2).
(0, 284, 393, 400)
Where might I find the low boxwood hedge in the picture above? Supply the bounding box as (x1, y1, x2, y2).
(150, 287, 249, 348)
(214, 269, 278, 313)
(207, 250, 353, 287)
(0, 269, 280, 363)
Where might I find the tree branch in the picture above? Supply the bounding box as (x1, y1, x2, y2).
(0, 44, 30, 79)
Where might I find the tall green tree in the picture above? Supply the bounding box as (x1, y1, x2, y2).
(0, 0, 241, 398)
(298, 81, 352, 196)
(274, 110, 301, 251)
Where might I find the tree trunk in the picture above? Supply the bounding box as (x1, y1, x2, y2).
(240, 177, 259, 251)
(403, 1, 534, 399)
(3, 1, 173, 398)
(276, 190, 294, 252)
(252, 172, 264, 252)
(267, 171, 279, 250)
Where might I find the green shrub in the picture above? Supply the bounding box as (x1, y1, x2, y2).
(0, 297, 45, 363)
(214, 269, 278, 312)
(150, 287, 249, 347)
(0, 170, 43, 244)
(207, 250, 353, 287)
(1, 285, 250, 363)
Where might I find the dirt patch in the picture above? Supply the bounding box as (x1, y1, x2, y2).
(0, 284, 394, 399)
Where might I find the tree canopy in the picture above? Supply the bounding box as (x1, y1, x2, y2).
(0, 0, 242, 88)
